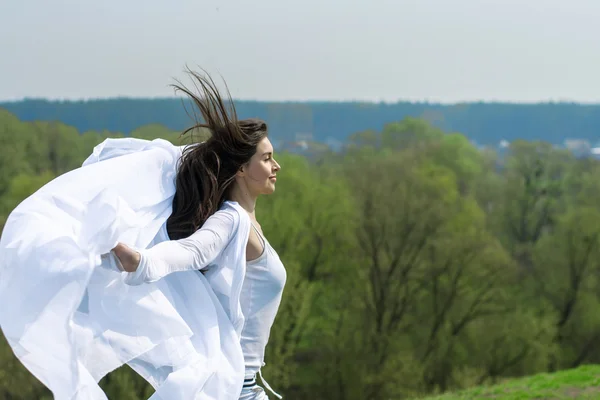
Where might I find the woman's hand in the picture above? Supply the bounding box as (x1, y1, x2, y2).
(112, 243, 141, 272)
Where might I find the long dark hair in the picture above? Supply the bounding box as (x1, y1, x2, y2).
(166, 69, 268, 240)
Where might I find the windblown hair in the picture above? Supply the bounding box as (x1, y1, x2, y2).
(166, 69, 268, 240)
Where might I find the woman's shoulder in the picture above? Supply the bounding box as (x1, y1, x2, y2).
(201, 201, 251, 258)
(217, 201, 251, 235)
(219, 200, 248, 218)
(204, 201, 250, 230)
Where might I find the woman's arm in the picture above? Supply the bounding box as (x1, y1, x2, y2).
(112, 210, 236, 285)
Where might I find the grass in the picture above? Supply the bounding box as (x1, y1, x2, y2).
(420, 365, 600, 400)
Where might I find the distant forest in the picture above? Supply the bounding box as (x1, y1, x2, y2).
(2, 98, 600, 147)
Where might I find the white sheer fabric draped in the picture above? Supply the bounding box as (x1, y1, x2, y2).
(0, 138, 250, 399)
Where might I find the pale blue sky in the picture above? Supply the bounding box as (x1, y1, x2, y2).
(2, 0, 599, 103)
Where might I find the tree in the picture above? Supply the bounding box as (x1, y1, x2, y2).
(0, 110, 30, 197)
(340, 151, 459, 399)
(493, 140, 572, 269)
(380, 117, 444, 150)
(531, 207, 600, 370)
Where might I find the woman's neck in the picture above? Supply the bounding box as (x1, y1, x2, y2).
(228, 183, 258, 217)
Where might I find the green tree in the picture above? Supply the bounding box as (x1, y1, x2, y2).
(492, 140, 572, 269)
(531, 207, 600, 370)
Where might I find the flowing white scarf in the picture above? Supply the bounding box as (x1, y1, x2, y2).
(0, 138, 250, 400)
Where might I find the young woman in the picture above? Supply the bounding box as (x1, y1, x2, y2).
(0, 71, 286, 400)
(112, 71, 286, 399)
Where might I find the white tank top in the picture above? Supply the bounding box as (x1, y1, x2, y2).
(239, 224, 287, 377)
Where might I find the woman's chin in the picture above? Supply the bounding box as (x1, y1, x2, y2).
(263, 183, 276, 195)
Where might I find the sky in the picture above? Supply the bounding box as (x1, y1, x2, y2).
(2, 0, 600, 104)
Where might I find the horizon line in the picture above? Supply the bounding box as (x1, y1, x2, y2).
(1, 95, 600, 107)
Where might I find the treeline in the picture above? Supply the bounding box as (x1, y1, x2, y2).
(3, 108, 600, 399)
(3, 98, 600, 146)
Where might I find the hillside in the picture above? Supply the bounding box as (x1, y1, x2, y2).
(420, 365, 600, 400)
(2, 99, 600, 147)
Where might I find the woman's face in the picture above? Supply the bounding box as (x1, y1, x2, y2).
(239, 137, 281, 196)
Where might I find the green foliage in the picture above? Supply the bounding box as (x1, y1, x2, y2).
(381, 117, 445, 150)
(420, 364, 600, 400)
(0, 334, 51, 399)
(130, 123, 184, 145)
(1, 171, 55, 212)
(3, 109, 600, 399)
(99, 365, 155, 399)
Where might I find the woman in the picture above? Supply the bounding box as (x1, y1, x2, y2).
(112, 71, 286, 399)
(0, 71, 285, 400)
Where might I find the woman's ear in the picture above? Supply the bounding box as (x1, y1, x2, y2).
(236, 165, 245, 177)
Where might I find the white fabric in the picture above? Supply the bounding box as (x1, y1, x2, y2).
(240, 225, 286, 377)
(239, 385, 269, 400)
(117, 210, 287, 400)
(0, 138, 254, 399)
(239, 369, 282, 400)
